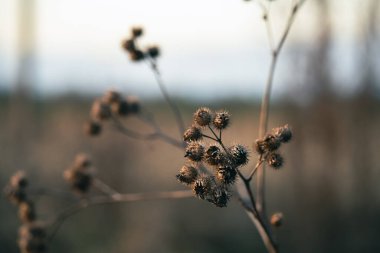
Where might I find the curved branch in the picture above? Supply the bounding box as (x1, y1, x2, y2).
(47, 190, 194, 243)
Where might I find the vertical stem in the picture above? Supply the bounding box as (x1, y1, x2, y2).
(148, 61, 186, 139)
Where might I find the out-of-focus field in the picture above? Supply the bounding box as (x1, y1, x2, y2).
(1, 95, 379, 253)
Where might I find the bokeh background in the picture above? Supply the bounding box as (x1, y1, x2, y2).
(1, 0, 380, 252)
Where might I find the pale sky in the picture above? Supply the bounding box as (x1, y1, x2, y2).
(0, 0, 370, 99)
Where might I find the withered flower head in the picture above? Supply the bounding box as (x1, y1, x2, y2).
(184, 142, 205, 162)
(129, 49, 145, 62)
(183, 125, 202, 142)
(229, 144, 249, 166)
(121, 39, 136, 52)
(111, 99, 130, 116)
(146, 46, 160, 59)
(205, 145, 222, 165)
(64, 169, 92, 194)
(194, 107, 213, 126)
(83, 120, 102, 136)
(74, 153, 91, 169)
(273, 124, 292, 143)
(4, 186, 26, 205)
(210, 186, 230, 207)
(270, 212, 284, 227)
(264, 134, 281, 151)
(193, 176, 215, 200)
(18, 223, 47, 253)
(126, 96, 141, 114)
(131, 27, 143, 38)
(213, 111, 230, 129)
(90, 99, 111, 121)
(266, 152, 283, 169)
(176, 165, 198, 185)
(255, 139, 267, 154)
(18, 201, 36, 224)
(217, 165, 237, 185)
(102, 90, 121, 105)
(10, 171, 28, 189)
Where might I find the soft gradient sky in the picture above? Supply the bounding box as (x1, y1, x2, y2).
(0, 0, 367, 99)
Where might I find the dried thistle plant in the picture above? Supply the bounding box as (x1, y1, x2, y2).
(3, 1, 307, 252)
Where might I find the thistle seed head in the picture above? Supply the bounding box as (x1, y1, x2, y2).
(131, 27, 143, 38)
(90, 99, 111, 121)
(146, 46, 160, 59)
(194, 107, 212, 126)
(176, 165, 198, 185)
(216, 165, 237, 185)
(229, 144, 249, 166)
(74, 153, 91, 169)
(111, 99, 130, 116)
(121, 39, 136, 52)
(102, 90, 121, 105)
(205, 145, 222, 165)
(270, 212, 284, 227)
(192, 176, 215, 200)
(183, 125, 202, 142)
(126, 96, 140, 114)
(273, 124, 292, 143)
(129, 49, 145, 62)
(4, 186, 27, 205)
(264, 134, 281, 151)
(10, 171, 28, 189)
(19, 223, 46, 239)
(210, 186, 230, 207)
(83, 120, 102, 136)
(213, 111, 230, 129)
(18, 201, 36, 224)
(184, 142, 205, 162)
(267, 152, 283, 169)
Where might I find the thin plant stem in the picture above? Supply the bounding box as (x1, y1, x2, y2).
(47, 190, 193, 243)
(112, 116, 184, 149)
(146, 59, 185, 139)
(256, 0, 306, 216)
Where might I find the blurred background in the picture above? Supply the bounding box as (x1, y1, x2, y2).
(0, 0, 380, 252)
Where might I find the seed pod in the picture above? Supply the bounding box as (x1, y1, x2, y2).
(146, 46, 160, 59)
(111, 99, 130, 116)
(126, 96, 140, 114)
(264, 134, 281, 151)
(183, 126, 202, 142)
(213, 111, 230, 129)
(205, 145, 222, 165)
(4, 186, 27, 205)
(102, 90, 121, 105)
(83, 120, 102, 136)
(216, 165, 237, 185)
(210, 186, 229, 207)
(176, 165, 198, 185)
(131, 27, 143, 38)
(90, 100, 111, 121)
(129, 49, 145, 62)
(193, 107, 212, 126)
(121, 39, 136, 52)
(270, 212, 283, 227)
(192, 176, 215, 200)
(184, 142, 205, 162)
(229, 144, 249, 166)
(10, 171, 28, 189)
(255, 139, 267, 154)
(18, 201, 36, 224)
(74, 153, 91, 169)
(273, 124, 292, 143)
(266, 152, 283, 169)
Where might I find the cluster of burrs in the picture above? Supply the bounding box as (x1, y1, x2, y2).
(4, 172, 47, 253)
(176, 107, 249, 207)
(63, 154, 94, 195)
(121, 27, 160, 62)
(84, 90, 140, 136)
(254, 124, 292, 169)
